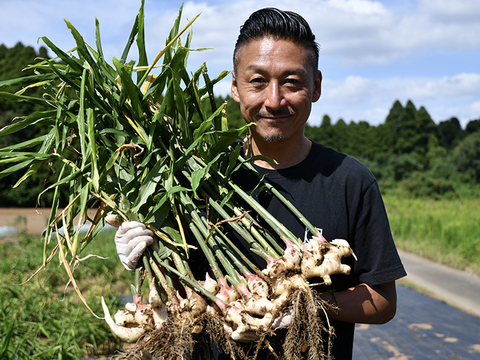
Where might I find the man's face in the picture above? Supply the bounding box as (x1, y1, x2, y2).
(231, 37, 322, 144)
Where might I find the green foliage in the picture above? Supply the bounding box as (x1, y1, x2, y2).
(303, 100, 480, 198)
(384, 195, 480, 275)
(436, 117, 463, 149)
(386, 153, 425, 181)
(400, 171, 455, 199)
(194, 94, 244, 130)
(0, 231, 130, 359)
(452, 132, 480, 183)
(465, 119, 480, 134)
(0, 43, 56, 207)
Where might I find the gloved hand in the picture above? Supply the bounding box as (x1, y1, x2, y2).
(110, 219, 155, 271)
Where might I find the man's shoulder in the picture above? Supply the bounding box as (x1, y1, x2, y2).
(310, 141, 375, 181)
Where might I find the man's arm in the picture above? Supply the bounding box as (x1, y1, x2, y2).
(320, 281, 397, 324)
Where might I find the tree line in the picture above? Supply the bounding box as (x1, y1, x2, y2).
(1, 43, 479, 206)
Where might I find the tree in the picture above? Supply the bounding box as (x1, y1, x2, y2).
(346, 120, 376, 159)
(465, 119, 480, 135)
(0, 43, 53, 206)
(395, 100, 420, 154)
(416, 106, 437, 154)
(452, 132, 480, 183)
(437, 117, 463, 149)
(381, 100, 402, 155)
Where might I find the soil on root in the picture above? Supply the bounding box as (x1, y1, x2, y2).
(282, 288, 336, 360)
(109, 313, 247, 360)
(110, 318, 196, 360)
(110, 287, 336, 360)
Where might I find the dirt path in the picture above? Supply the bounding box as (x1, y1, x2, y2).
(0, 208, 98, 240)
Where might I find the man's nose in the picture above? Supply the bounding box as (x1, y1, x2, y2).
(264, 82, 286, 109)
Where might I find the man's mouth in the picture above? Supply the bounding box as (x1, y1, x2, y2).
(256, 109, 295, 120)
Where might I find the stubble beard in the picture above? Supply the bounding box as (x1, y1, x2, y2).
(254, 108, 295, 143)
(262, 134, 285, 143)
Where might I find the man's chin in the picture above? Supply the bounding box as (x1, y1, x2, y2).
(261, 134, 285, 143)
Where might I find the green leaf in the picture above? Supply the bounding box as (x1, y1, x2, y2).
(113, 58, 148, 125)
(78, 67, 88, 170)
(190, 167, 207, 196)
(72, 182, 91, 259)
(0, 135, 47, 151)
(65, 20, 101, 80)
(95, 18, 104, 60)
(120, 13, 139, 65)
(192, 119, 213, 139)
(0, 73, 57, 89)
(136, 0, 148, 86)
(131, 157, 167, 213)
(40, 36, 83, 72)
(0, 92, 48, 107)
(0, 110, 56, 137)
(144, 185, 186, 223)
(86, 108, 100, 191)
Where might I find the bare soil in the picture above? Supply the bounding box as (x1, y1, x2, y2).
(0, 208, 98, 241)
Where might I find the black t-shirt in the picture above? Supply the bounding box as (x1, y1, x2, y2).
(193, 140, 406, 359)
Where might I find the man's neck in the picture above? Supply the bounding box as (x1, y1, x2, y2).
(245, 135, 312, 170)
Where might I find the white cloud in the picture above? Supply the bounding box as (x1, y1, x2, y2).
(419, 0, 480, 23)
(3, 0, 479, 68)
(315, 72, 480, 127)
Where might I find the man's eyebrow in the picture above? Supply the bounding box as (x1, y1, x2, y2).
(244, 65, 308, 76)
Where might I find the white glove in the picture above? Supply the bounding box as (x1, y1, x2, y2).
(114, 221, 154, 271)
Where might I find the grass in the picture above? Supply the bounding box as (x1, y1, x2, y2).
(384, 195, 480, 275)
(0, 230, 133, 359)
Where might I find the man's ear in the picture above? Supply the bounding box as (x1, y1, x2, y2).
(312, 70, 322, 103)
(231, 71, 240, 103)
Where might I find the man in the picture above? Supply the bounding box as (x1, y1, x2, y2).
(115, 7, 406, 359)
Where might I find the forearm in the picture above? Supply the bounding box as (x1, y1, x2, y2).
(320, 281, 397, 324)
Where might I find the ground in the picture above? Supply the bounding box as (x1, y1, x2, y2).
(0, 208, 99, 242)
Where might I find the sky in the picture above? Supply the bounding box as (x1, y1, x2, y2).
(1, 0, 479, 128)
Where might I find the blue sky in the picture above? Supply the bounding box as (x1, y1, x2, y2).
(1, 0, 479, 127)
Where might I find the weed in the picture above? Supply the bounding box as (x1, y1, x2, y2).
(0, 231, 132, 359)
(384, 195, 480, 275)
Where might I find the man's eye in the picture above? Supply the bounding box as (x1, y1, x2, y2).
(285, 78, 299, 84)
(250, 77, 264, 83)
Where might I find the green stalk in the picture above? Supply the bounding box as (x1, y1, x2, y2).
(193, 155, 302, 245)
(153, 253, 219, 304)
(232, 206, 284, 256)
(240, 157, 321, 238)
(177, 191, 240, 282)
(206, 195, 279, 261)
(211, 225, 262, 276)
(188, 169, 280, 259)
(149, 258, 179, 306)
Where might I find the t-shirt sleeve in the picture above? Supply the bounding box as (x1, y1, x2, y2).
(350, 178, 407, 286)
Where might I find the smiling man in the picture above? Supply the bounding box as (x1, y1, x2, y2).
(227, 8, 406, 359)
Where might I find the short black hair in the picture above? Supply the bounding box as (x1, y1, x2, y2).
(233, 8, 319, 75)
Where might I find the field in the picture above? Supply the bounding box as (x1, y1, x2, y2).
(384, 195, 480, 276)
(0, 209, 131, 359)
